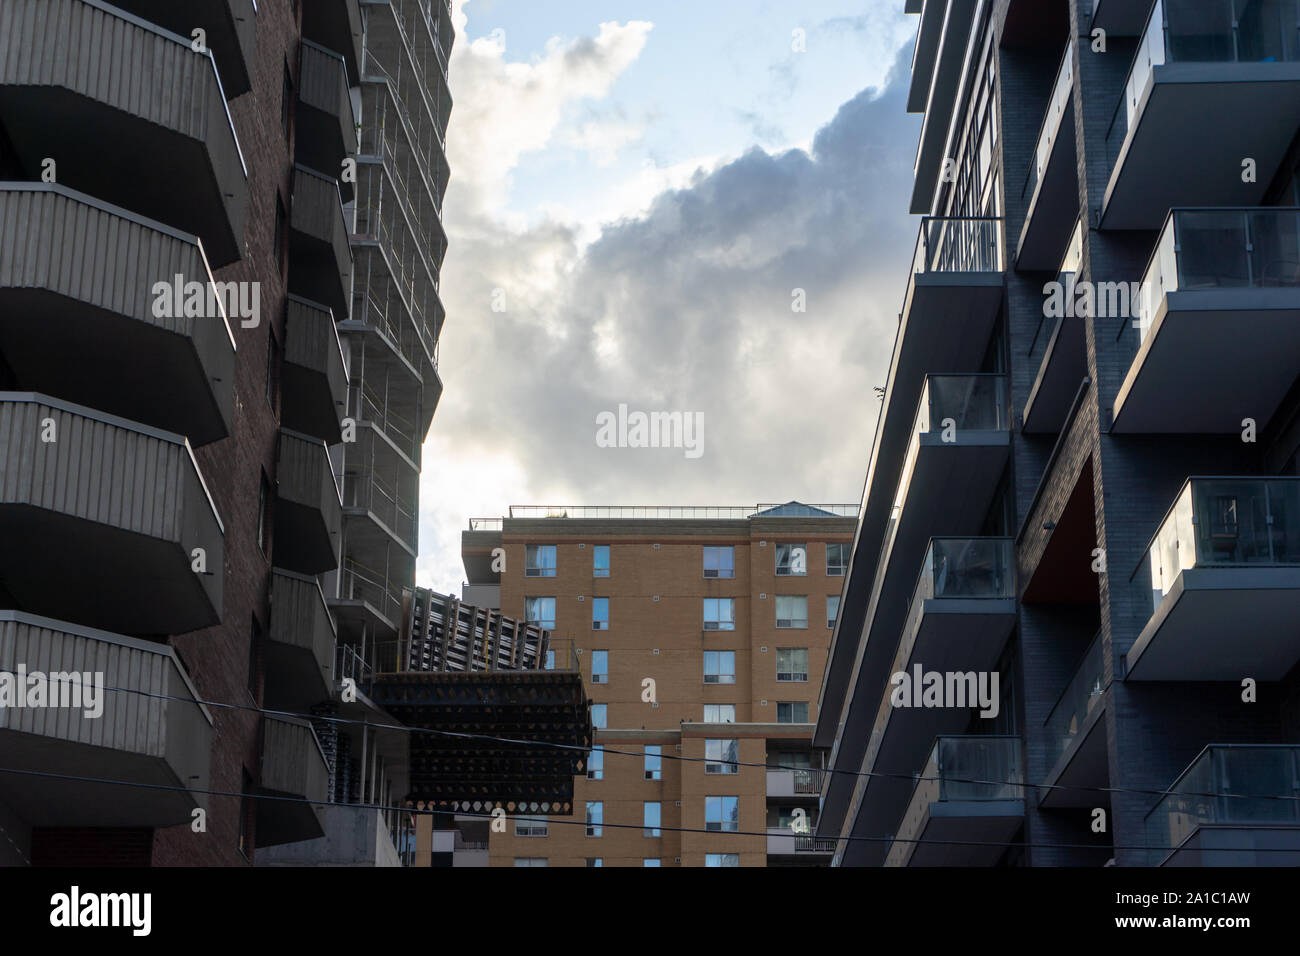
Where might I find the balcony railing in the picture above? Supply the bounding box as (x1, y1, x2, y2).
(1024, 41, 1075, 201)
(467, 517, 504, 530)
(1135, 208, 1300, 342)
(1043, 633, 1105, 768)
(1107, 0, 1300, 170)
(500, 504, 859, 520)
(1147, 477, 1300, 613)
(912, 538, 1015, 605)
(337, 557, 404, 627)
(909, 216, 1004, 286)
(1144, 745, 1300, 864)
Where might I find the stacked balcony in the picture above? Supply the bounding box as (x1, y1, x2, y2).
(304, 0, 362, 85)
(282, 295, 349, 445)
(289, 164, 353, 323)
(273, 429, 343, 576)
(267, 569, 337, 711)
(110, 0, 258, 97)
(1100, 0, 1300, 229)
(296, 40, 360, 198)
(1023, 220, 1087, 434)
(0, 0, 249, 266)
(1127, 477, 1300, 680)
(1016, 40, 1077, 270)
(1040, 633, 1109, 809)
(256, 715, 330, 847)
(1113, 208, 1300, 433)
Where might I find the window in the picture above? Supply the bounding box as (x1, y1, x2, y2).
(703, 546, 735, 578)
(586, 801, 603, 837)
(776, 648, 809, 682)
(827, 595, 840, 629)
(513, 858, 547, 867)
(705, 796, 739, 832)
(587, 746, 604, 780)
(514, 815, 548, 837)
(705, 739, 739, 774)
(280, 65, 293, 141)
(643, 802, 661, 837)
(265, 331, 280, 411)
(544, 649, 555, 670)
(775, 595, 807, 629)
(273, 194, 287, 278)
(591, 704, 607, 729)
(524, 596, 555, 629)
(525, 544, 557, 577)
(591, 597, 609, 630)
(585, 858, 603, 867)
(703, 650, 735, 685)
(702, 597, 735, 631)
(591, 650, 608, 684)
(777, 701, 810, 724)
(776, 543, 807, 576)
(256, 471, 271, 556)
(706, 853, 739, 867)
(593, 545, 610, 577)
(703, 704, 736, 724)
(826, 542, 850, 576)
(644, 745, 661, 780)
(643, 858, 660, 867)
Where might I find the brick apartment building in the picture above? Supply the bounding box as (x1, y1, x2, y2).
(816, 0, 1300, 866)
(462, 503, 856, 867)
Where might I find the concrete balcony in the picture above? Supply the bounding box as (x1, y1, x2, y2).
(267, 568, 337, 711)
(910, 0, 980, 213)
(1146, 745, 1300, 865)
(296, 40, 359, 197)
(1113, 208, 1300, 434)
(257, 715, 329, 848)
(1100, 0, 1300, 229)
(1128, 477, 1300, 680)
(303, 0, 362, 85)
(0, 184, 236, 446)
(282, 295, 348, 445)
(0, 0, 249, 266)
(1016, 40, 1077, 270)
(273, 428, 342, 576)
(1091, 0, 1153, 36)
(0, 394, 224, 635)
(0, 610, 212, 827)
(906, 0, 947, 113)
(886, 735, 1024, 867)
(255, 804, 405, 866)
(289, 164, 353, 323)
(766, 828, 837, 857)
(110, 0, 257, 97)
(1023, 221, 1087, 435)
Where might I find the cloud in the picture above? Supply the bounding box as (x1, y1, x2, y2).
(418, 29, 920, 593)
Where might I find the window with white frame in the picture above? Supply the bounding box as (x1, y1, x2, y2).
(776, 543, 807, 576)
(703, 650, 735, 685)
(591, 649, 608, 684)
(591, 597, 609, 630)
(702, 597, 735, 631)
(775, 595, 807, 628)
(703, 704, 736, 724)
(587, 746, 604, 780)
(703, 545, 735, 578)
(513, 857, 547, 867)
(826, 542, 850, 576)
(706, 853, 740, 867)
(643, 802, 661, 837)
(644, 745, 662, 780)
(776, 648, 808, 682)
(525, 544, 557, 577)
(514, 815, 548, 837)
(827, 594, 840, 629)
(705, 796, 739, 832)
(705, 739, 739, 774)
(586, 801, 603, 837)
(777, 701, 809, 723)
(593, 544, 610, 577)
(525, 596, 556, 630)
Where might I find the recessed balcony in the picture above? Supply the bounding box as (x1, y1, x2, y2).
(886, 735, 1024, 867)
(1016, 41, 1078, 270)
(282, 295, 348, 445)
(110, 0, 257, 97)
(267, 568, 337, 711)
(289, 165, 353, 323)
(1128, 477, 1300, 680)
(1100, 0, 1300, 230)
(0, 184, 236, 446)
(0, 394, 224, 635)
(273, 428, 343, 576)
(1113, 208, 1300, 434)
(296, 40, 359, 196)
(766, 828, 837, 857)
(1040, 633, 1109, 809)
(0, 610, 212, 827)
(0, 0, 249, 266)
(1146, 745, 1300, 865)
(257, 715, 329, 848)
(766, 768, 824, 800)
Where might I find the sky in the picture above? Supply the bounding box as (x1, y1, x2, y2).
(417, 0, 922, 593)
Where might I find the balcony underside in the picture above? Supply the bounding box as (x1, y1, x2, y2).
(111, 0, 257, 97)
(1023, 316, 1087, 434)
(910, 0, 979, 214)
(267, 571, 335, 711)
(1161, 826, 1300, 866)
(302, 0, 362, 85)
(1090, 0, 1150, 36)
(893, 801, 1025, 867)
(1039, 700, 1109, 810)
(1016, 106, 1077, 271)
(907, 0, 946, 113)
(289, 176, 352, 324)
(1101, 65, 1300, 230)
(1127, 567, 1300, 680)
(257, 717, 329, 848)
(1112, 290, 1300, 433)
(296, 43, 357, 197)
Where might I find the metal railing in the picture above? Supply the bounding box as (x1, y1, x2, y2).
(910, 216, 1004, 280)
(500, 504, 858, 520)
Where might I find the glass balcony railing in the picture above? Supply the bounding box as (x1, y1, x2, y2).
(914, 374, 1010, 435)
(910, 216, 1004, 280)
(1029, 217, 1084, 356)
(1107, 0, 1300, 170)
(1043, 633, 1105, 769)
(1144, 745, 1300, 864)
(912, 538, 1015, 605)
(1148, 477, 1300, 613)
(1024, 41, 1075, 201)
(1135, 208, 1300, 343)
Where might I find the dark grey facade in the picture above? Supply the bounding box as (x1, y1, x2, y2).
(817, 0, 1300, 867)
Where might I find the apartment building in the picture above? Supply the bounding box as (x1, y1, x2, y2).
(0, 0, 453, 866)
(816, 0, 1300, 867)
(462, 503, 856, 866)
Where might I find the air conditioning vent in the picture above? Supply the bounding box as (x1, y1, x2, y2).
(525, 569, 541, 577)
(777, 619, 793, 628)
(703, 622, 719, 631)
(703, 569, 718, 578)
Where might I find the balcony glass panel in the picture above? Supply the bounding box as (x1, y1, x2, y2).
(926, 735, 1023, 801)
(1043, 633, 1105, 768)
(913, 538, 1014, 603)
(1024, 41, 1074, 201)
(911, 217, 1003, 278)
